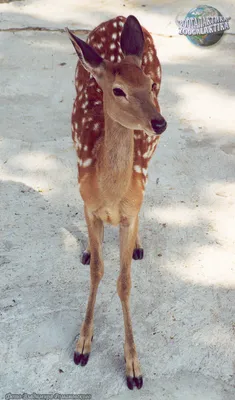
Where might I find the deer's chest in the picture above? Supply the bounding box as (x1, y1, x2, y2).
(79, 168, 144, 225)
(77, 132, 159, 225)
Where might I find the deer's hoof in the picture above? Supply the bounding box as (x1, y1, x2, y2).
(74, 351, 90, 366)
(132, 248, 144, 260)
(126, 375, 143, 390)
(135, 376, 143, 389)
(81, 251, 90, 265)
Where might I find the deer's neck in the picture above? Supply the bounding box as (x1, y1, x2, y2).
(102, 113, 134, 172)
(97, 112, 134, 197)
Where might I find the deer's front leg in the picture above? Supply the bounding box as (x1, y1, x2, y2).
(74, 206, 104, 366)
(118, 216, 143, 390)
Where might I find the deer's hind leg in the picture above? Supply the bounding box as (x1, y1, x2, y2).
(132, 217, 144, 260)
(81, 225, 104, 265)
(74, 205, 104, 366)
(81, 241, 91, 265)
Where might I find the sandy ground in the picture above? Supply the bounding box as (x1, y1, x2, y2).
(0, 1, 235, 399)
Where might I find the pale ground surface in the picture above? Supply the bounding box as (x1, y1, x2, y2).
(0, 1, 235, 399)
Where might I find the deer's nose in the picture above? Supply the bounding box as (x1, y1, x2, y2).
(151, 118, 167, 134)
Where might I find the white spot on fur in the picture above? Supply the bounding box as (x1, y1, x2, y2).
(77, 157, 83, 166)
(95, 42, 103, 49)
(82, 158, 92, 167)
(94, 100, 101, 105)
(94, 122, 100, 131)
(119, 21, 124, 27)
(82, 101, 88, 109)
(117, 55, 122, 62)
(84, 145, 88, 151)
(75, 140, 82, 150)
(78, 84, 83, 92)
(142, 168, 148, 176)
(143, 147, 153, 159)
(112, 33, 117, 40)
(74, 130, 81, 149)
(157, 66, 161, 78)
(137, 150, 141, 156)
(110, 43, 116, 50)
(113, 22, 117, 28)
(75, 122, 78, 130)
(134, 165, 142, 173)
(110, 55, 115, 62)
(78, 93, 83, 100)
(148, 52, 153, 62)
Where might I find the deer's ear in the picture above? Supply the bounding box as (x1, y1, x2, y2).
(66, 28, 105, 77)
(120, 15, 144, 59)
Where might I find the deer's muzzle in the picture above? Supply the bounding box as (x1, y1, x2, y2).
(151, 117, 167, 135)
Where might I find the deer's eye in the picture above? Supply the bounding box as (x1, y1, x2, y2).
(113, 88, 126, 97)
(152, 83, 157, 91)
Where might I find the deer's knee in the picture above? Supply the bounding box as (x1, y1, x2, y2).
(90, 253, 104, 284)
(91, 267, 104, 283)
(117, 272, 131, 301)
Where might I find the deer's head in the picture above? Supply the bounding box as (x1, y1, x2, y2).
(67, 15, 167, 136)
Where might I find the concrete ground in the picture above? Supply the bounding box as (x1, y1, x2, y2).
(0, 1, 235, 399)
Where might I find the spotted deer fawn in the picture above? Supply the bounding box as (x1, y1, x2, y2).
(67, 15, 167, 390)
